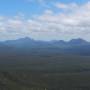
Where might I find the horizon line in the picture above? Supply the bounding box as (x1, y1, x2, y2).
(0, 37, 89, 43)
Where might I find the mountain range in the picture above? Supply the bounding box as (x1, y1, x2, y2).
(0, 37, 90, 56)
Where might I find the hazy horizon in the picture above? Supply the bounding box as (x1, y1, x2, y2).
(0, 37, 89, 42)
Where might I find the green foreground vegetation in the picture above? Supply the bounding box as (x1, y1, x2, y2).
(0, 55, 90, 90)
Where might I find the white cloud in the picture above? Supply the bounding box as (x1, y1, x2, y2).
(0, 1, 90, 41)
(55, 2, 79, 10)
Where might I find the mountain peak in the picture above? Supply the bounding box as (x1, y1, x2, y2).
(69, 38, 88, 45)
(18, 37, 33, 41)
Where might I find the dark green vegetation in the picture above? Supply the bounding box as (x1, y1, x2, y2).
(0, 71, 90, 90)
(0, 54, 90, 90)
(1, 55, 90, 72)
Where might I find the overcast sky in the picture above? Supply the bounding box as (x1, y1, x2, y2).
(0, 0, 90, 41)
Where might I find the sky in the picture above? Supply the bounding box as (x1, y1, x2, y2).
(0, 0, 90, 41)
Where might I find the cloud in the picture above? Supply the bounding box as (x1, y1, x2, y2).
(55, 2, 79, 10)
(27, 0, 44, 4)
(0, 1, 90, 41)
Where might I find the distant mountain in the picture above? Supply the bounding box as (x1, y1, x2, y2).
(0, 37, 90, 56)
(69, 38, 88, 45)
